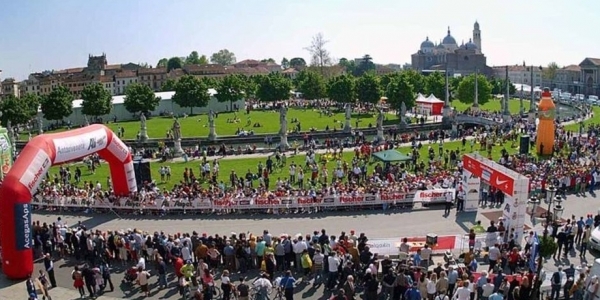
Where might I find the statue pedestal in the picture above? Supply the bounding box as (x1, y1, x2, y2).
(208, 126, 217, 141)
(343, 119, 351, 133)
(376, 128, 384, 142)
(502, 114, 512, 123)
(528, 112, 536, 123)
(173, 139, 184, 157)
(140, 127, 149, 142)
(279, 134, 289, 150)
(451, 123, 458, 138)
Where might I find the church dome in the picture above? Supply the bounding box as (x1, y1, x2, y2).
(442, 27, 457, 45)
(420, 37, 434, 50)
(465, 38, 478, 50)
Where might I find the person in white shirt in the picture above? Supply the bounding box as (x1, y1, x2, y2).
(253, 273, 273, 296)
(327, 253, 341, 290)
(453, 281, 471, 300)
(482, 279, 495, 299)
(420, 245, 432, 268)
(488, 244, 501, 272)
(293, 237, 308, 271)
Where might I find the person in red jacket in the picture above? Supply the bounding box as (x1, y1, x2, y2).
(174, 256, 184, 279)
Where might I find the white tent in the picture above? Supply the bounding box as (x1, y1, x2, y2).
(513, 83, 542, 93)
(424, 94, 444, 103)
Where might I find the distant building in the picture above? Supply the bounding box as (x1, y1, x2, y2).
(114, 70, 138, 95)
(492, 65, 543, 87)
(1, 78, 20, 99)
(282, 68, 300, 80)
(411, 22, 491, 76)
(541, 65, 581, 94)
(579, 58, 600, 96)
(232, 60, 281, 73)
(137, 67, 168, 91)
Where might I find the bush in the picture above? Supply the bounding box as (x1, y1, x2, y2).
(539, 235, 558, 258)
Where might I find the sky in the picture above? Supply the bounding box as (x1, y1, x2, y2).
(1, 0, 599, 80)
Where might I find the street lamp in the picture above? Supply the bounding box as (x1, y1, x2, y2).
(527, 197, 540, 221)
(532, 185, 561, 300)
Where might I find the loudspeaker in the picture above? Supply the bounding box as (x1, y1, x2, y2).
(133, 159, 152, 186)
(519, 135, 530, 154)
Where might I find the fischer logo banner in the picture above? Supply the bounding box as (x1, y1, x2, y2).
(19, 149, 51, 194)
(14, 203, 33, 250)
(54, 128, 107, 163)
(413, 188, 455, 203)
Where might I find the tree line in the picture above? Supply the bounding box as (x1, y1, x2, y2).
(0, 68, 517, 127)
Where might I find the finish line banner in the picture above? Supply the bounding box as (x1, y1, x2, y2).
(32, 188, 455, 211)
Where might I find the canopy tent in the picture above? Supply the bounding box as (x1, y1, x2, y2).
(372, 149, 412, 163)
(513, 83, 542, 93)
(415, 93, 444, 115)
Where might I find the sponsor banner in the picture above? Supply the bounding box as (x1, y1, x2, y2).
(463, 170, 480, 212)
(463, 154, 515, 196)
(106, 137, 129, 162)
(14, 203, 33, 250)
(32, 189, 458, 210)
(18, 149, 52, 194)
(413, 188, 455, 203)
(124, 161, 137, 192)
(366, 238, 402, 256)
(53, 128, 107, 164)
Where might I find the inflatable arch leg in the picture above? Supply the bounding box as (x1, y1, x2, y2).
(0, 124, 136, 279)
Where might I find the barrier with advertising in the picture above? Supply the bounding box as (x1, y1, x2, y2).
(31, 188, 456, 211)
(462, 169, 480, 212)
(0, 127, 13, 179)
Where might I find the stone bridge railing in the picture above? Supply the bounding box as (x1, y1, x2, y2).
(455, 114, 501, 126)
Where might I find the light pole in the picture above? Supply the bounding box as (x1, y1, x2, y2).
(528, 185, 564, 300)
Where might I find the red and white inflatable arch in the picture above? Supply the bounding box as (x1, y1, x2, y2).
(0, 124, 136, 279)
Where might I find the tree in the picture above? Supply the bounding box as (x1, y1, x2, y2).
(305, 33, 332, 74)
(281, 58, 290, 69)
(255, 73, 292, 102)
(157, 58, 168, 68)
(244, 75, 260, 99)
(185, 51, 202, 65)
(167, 57, 183, 72)
(353, 54, 376, 76)
(380, 72, 402, 90)
(261, 58, 275, 63)
(338, 58, 357, 75)
(40, 86, 73, 122)
(215, 74, 246, 111)
(456, 73, 493, 105)
(162, 78, 178, 91)
(355, 73, 381, 104)
(543, 62, 559, 89)
(424, 71, 446, 100)
(289, 57, 307, 69)
(386, 75, 416, 112)
(0, 94, 39, 126)
(402, 70, 425, 94)
(81, 83, 112, 119)
(123, 83, 161, 114)
(327, 75, 356, 103)
(198, 55, 208, 65)
(138, 62, 150, 68)
(210, 49, 236, 65)
(172, 75, 211, 115)
(295, 70, 327, 100)
(491, 78, 516, 95)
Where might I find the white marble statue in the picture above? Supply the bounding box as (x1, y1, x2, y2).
(172, 118, 181, 140)
(345, 104, 352, 120)
(140, 113, 147, 128)
(279, 105, 288, 134)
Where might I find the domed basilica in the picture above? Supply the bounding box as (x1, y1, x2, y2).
(411, 21, 492, 76)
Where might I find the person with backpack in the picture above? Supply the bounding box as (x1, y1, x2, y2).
(435, 290, 450, 300)
(551, 267, 565, 300)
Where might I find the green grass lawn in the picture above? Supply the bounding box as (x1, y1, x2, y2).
(22, 109, 399, 140)
(452, 98, 531, 114)
(51, 137, 521, 191)
(564, 106, 600, 132)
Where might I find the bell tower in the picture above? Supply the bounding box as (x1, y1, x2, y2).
(473, 21, 482, 54)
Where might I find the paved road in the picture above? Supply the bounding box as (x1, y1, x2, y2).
(2, 192, 599, 299)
